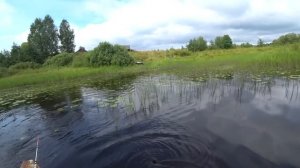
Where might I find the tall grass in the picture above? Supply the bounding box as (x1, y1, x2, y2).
(0, 44, 300, 90)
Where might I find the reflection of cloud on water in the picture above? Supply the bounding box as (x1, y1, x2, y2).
(251, 80, 300, 116)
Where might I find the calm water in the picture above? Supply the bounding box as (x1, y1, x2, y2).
(0, 74, 300, 168)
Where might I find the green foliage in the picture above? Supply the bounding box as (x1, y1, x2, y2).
(215, 35, 233, 49)
(28, 15, 59, 63)
(90, 42, 135, 66)
(166, 48, 191, 57)
(223, 35, 233, 49)
(187, 36, 207, 52)
(257, 38, 264, 47)
(0, 50, 11, 67)
(9, 62, 41, 70)
(272, 33, 300, 45)
(72, 52, 90, 67)
(2, 44, 300, 89)
(19, 42, 37, 62)
(209, 40, 217, 50)
(241, 42, 253, 48)
(0, 67, 8, 78)
(214, 36, 224, 49)
(90, 42, 114, 66)
(44, 52, 74, 67)
(111, 45, 135, 66)
(59, 19, 75, 53)
(10, 43, 21, 65)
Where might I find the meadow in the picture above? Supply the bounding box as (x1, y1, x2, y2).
(0, 44, 300, 90)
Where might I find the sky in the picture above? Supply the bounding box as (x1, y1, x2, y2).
(0, 0, 299, 51)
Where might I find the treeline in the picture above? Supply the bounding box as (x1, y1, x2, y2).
(186, 33, 300, 52)
(0, 15, 134, 69)
(0, 15, 75, 67)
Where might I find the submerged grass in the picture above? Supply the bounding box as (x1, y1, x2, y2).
(0, 44, 300, 90)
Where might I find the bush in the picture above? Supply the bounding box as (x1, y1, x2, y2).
(9, 62, 41, 70)
(167, 48, 191, 57)
(72, 52, 90, 67)
(111, 45, 135, 66)
(272, 33, 300, 45)
(44, 52, 73, 67)
(241, 42, 253, 48)
(90, 42, 135, 66)
(0, 67, 8, 77)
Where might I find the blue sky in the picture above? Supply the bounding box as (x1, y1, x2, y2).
(1, 0, 300, 51)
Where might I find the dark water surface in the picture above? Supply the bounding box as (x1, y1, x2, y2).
(0, 75, 300, 168)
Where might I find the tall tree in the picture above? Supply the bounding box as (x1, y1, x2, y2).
(10, 43, 21, 64)
(28, 15, 59, 63)
(214, 35, 233, 49)
(0, 50, 11, 67)
(42, 15, 59, 56)
(59, 19, 75, 53)
(257, 38, 264, 47)
(222, 35, 233, 49)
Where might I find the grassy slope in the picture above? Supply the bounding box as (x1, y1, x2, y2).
(0, 44, 300, 90)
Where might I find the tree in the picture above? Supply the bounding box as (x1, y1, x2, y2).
(187, 36, 207, 52)
(223, 35, 233, 49)
(209, 40, 217, 49)
(42, 15, 59, 56)
(28, 15, 59, 63)
(241, 42, 253, 48)
(214, 35, 233, 49)
(0, 52, 7, 67)
(10, 43, 21, 64)
(20, 42, 37, 62)
(215, 36, 224, 49)
(0, 50, 11, 67)
(272, 33, 300, 45)
(257, 38, 264, 47)
(59, 19, 75, 53)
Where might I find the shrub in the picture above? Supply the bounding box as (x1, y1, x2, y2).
(9, 62, 41, 70)
(111, 45, 135, 66)
(0, 67, 8, 77)
(44, 52, 73, 67)
(167, 48, 191, 57)
(241, 42, 253, 48)
(72, 52, 90, 67)
(90, 42, 115, 66)
(90, 42, 135, 66)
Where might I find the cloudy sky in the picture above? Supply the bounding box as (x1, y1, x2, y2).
(0, 0, 299, 51)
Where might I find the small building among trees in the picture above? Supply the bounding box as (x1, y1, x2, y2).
(76, 46, 87, 53)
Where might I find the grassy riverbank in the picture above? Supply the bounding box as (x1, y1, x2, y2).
(0, 44, 300, 90)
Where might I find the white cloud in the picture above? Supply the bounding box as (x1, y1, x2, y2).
(2, 0, 300, 51)
(72, 0, 300, 50)
(0, 0, 14, 28)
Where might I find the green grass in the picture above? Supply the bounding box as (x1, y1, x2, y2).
(0, 66, 149, 90)
(0, 44, 300, 90)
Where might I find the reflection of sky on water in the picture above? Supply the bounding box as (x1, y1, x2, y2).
(0, 75, 299, 168)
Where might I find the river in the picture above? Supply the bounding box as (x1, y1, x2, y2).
(0, 74, 299, 168)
